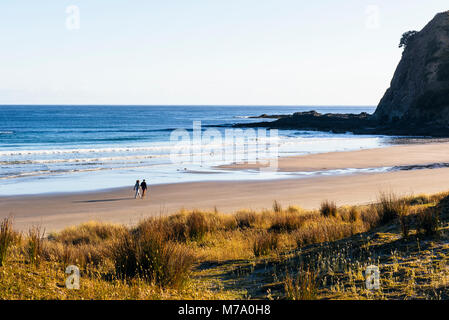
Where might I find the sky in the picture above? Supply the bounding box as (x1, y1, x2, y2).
(0, 0, 448, 106)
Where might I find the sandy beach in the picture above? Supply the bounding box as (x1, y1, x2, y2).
(218, 142, 449, 172)
(2, 142, 449, 233)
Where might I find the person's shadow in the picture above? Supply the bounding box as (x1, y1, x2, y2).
(73, 197, 133, 203)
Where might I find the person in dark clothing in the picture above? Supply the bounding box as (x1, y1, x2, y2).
(140, 179, 148, 198)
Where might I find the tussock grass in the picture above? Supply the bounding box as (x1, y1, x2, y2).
(377, 192, 409, 224)
(136, 211, 224, 243)
(339, 206, 361, 223)
(253, 232, 279, 257)
(417, 207, 439, 236)
(269, 212, 306, 233)
(398, 211, 411, 238)
(235, 210, 258, 229)
(49, 221, 126, 245)
(26, 226, 45, 267)
(320, 200, 337, 218)
(406, 194, 431, 206)
(284, 268, 318, 300)
(186, 211, 211, 241)
(287, 206, 303, 214)
(112, 228, 194, 288)
(360, 204, 381, 229)
(0, 217, 15, 266)
(273, 200, 282, 213)
(43, 241, 110, 268)
(42, 222, 124, 268)
(295, 216, 360, 247)
(421, 191, 449, 205)
(2, 191, 449, 300)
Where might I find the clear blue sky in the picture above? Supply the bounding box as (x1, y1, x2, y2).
(0, 1, 447, 105)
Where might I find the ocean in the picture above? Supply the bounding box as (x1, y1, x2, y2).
(0, 105, 393, 196)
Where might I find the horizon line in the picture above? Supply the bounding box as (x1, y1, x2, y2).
(0, 104, 377, 107)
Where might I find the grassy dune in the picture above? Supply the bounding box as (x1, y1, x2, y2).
(1, 191, 449, 300)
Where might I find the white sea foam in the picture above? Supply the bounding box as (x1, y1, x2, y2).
(0, 163, 169, 180)
(0, 154, 168, 165)
(0, 146, 172, 156)
(0, 136, 280, 157)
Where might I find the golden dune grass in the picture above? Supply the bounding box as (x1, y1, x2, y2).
(1, 190, 449, 299)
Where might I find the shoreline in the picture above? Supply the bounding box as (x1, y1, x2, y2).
(2, 170, 449, 234)
(218, 142, 449, 172)
(2, 141, 449, 233)
(3, 140, 448, 198)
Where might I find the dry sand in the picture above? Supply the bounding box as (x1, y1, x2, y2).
(2, 142, 449, 233)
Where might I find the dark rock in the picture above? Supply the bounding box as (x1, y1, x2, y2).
(235, 111, 375, 134)
(248, 114, 289, 119)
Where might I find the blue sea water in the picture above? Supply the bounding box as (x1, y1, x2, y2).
(0, 105, 391, 196)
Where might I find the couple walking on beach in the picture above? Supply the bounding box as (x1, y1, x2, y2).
(133, 179, 148, 199)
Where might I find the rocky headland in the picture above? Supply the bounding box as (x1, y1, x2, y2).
(235, 11, 449, 137)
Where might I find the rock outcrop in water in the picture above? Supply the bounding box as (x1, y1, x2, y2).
(238, 111, 376, 134)
(235, 11, 449, 136)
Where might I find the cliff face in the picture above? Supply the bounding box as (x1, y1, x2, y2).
(234, 11, 449, 136)
(374, 11, 449, 126)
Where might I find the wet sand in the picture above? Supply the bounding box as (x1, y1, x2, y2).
(2, 142, 449, 233)
(218, 142, 449, 172)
